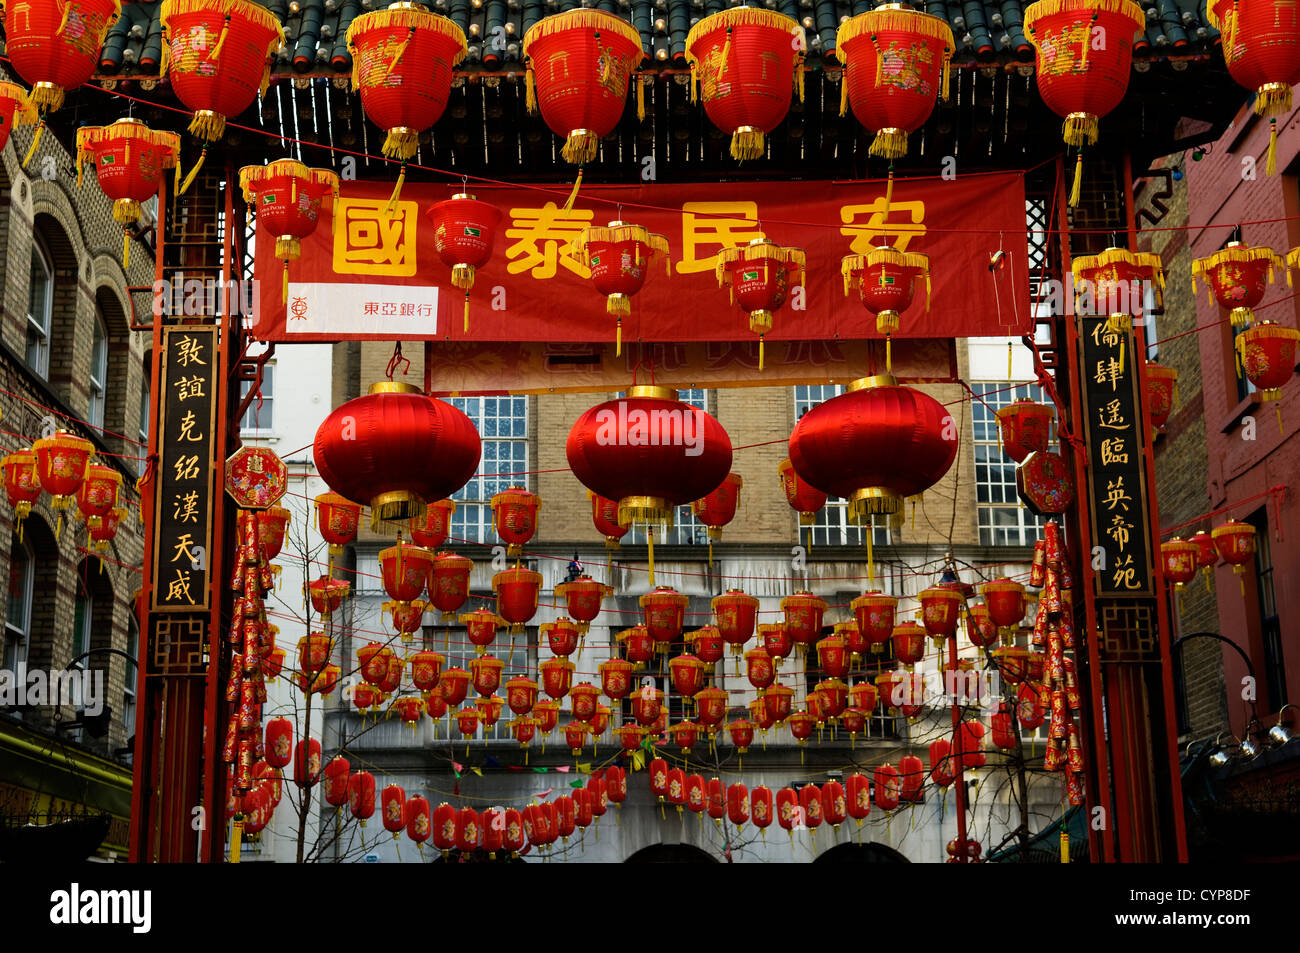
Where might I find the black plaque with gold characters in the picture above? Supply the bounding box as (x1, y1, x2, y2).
(151, 326, 220, 612)
(1077, 317, 1154, 597)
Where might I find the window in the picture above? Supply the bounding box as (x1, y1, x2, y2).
(623, 389, 710, 546)
(449, 396, 528, 543)
(427, 623, 537, 741)
(139, 355, 151, 477)
(123, 619, 138, 740)
(26, 236, 53, 377)
(803, 631, 900, 739)
(4, 539, 33, 674)
(88, 310, 108, 430)
(1247, 508, 1286, 711)
(73, 587, 92, 662)
(792, 385, 890, 546)
(239, 363, 274, 433)
(971, 382, 1050, 546)
(1232, 323, 1257, 404)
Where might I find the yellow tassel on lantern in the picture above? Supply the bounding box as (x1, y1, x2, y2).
(179, 146, 209, 195)
(209, 15, 232, 64)
(1069, 152, 1084, 208)
(637, 75, 646, 122)
(463, 292, 471, 334)
(1267, 118, 1278, 176)
(840, 67, 849, 116)
(525, 65, 537, 113)
(1060, 828, 1070, 863)
(123, 232, 131, 270)
(386, 164, 407, 214)
(647, 530, 655, 588)
(562, 167, 584, 212)
(22, 121, 46, 169)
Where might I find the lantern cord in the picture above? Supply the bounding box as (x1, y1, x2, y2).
(22, 120, 46, 170)
(386, 341, 411, 379)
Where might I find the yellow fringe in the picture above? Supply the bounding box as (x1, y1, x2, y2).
(522, 8, 641, 56)
(637, 75, 645, 122)
(29, 83, 66, 114)
(386, 164, 407, 214)
(1023, 0, 1144, 42)
(1192, 243, 1287, 283)
(561, 129, 599, 166)
(730, 128, 764, 162)
(869, 129, 908, 159)
(22, 121, 46, 169)
(525, 66, 537, 114)
(836, 8, 955, 54)
(179, 146, 208, 195)
(1062, 113, 1098, 148)
(562, 168, 584, 212)
(346, 5, 468, 67)
(1069, 153, 1083, 208)
(840, 67, 849, 116)
(685, 8, 800, 70)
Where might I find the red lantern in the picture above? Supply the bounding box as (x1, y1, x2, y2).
(649, 758, 670, 803)
(816, 636, 848, 678)
(617, 625, 656, 668)
(307, 577, 350, 620)
(787, 710, 816, 745)
(493, 567, 542, 633)
(506, 676, 539, 716)
(297, 632, 332, 676)
(599, 658, 635, 701)
(567, 386, 733, 585)
(540, 658, 575, 700)
(751, 786, 774, 836)
(996, 399, 1055, 463)
(1190, 530, 1218, 587)
(569, 682, 601, 722)
(686, 8, 803, 161)
(744, 648, 775, 693)
(840, 707, 867, 745)
(490, 487, 541, 558)
(1161, 538, 1199, 592)
(423, 687, 448, 720)
(470, 656, 504, 697)
(1192, 242, 1289, 328)
(569, 222, 670, 353)
(522, 9, 641, 168)
(782, 591, 827, 646)
(690, 625, 726, 666)
(693, 472, 743, 556)
(511, 716, 537, 751)
(712, 589, 759, 656)
(240, 159, 339, 301)
(322, 756, 350, 809)
(898, 753, 925, 802)
(564, 720, 589, 755)
(669, 655, 708, 699)
(776, 787, 801, 837)
(981, 578, 1026, 642)
(801, 784, 825, 833)
(440, 667, 471, 707)
(1141, 362, 1179, 441)
(684, 774, 707, 816)
(694, 686, 729, 733)
(379, 540, 433, 608)
(76, 119, 181, 267)
(161, 0, 284, 190)
(590, 705, 610, 741)
(294, 738, 321, 788)
(433, 802, 457, 856)
(87, 507, 126, 558)
(429, 552, 474, 618)
(835, 620, 868, 660)
(876, 671, 903, 714)
(727, 718, 755, 754)
(252, 505, 290, 562)
(314, 382, 481, 528)
(852, 592, 897, 654)
(778, 457, 827, 530)
(845, 773, 871, 825)
(874, 764, 901, 811)
(3, 0, 119, 141)
(841, 248, 931, 356)
(849, 681, 878, 713)
(358, 643, 392, 687)
(533, 699, 560, 734)
(892, 621, 927, 669)
(32, 431, 93, 524)
(605, 766, 626, 806)
(554, 796, 576, 842)
(668, 721, 699, 755)
(789, 375, 958, 520)
(264, 717, 293, 769)
(541, 618, 581, 658)
(991, 703, 1017, 750)
(1206, 2, 1300, 174)
(314, 492, 361, 570)
(0, 83, 37, 157)
(617, 723, 643, 756)
(835, 7, 954, 159)
(754, 624, 789, 668)
(919, 587, 963, 646)
(1212, 521, 1257, 592)
(502, 808, 524, 857)
(967, 603, 998, 648)
(816, 679, 849, 719)
(264, 646, 286, 681)
(409, 650, 444, 693)
(633, 687, 664, 728)
(348, 771, 375, 825)
(571, 792, 593, 832)
(384, 599, 427, 643)
(477, 694, 504, 729)
(1072, 248, 1166, 334)
(427, 193, 503, 333)
(453, 707, 478, 740)
(555, 575, 613, 635)
(346, 5, 466, 203)
(2, 450, 43, 537)
(727, 783, 750, 828)
(588, 491, 631, 552)
(455, 806, 481, 854)
(641, 587, 688, 653)
(714, 240, 807, 368)
(1238, 321, 1300, 409)
(957, 720, 987, 771)
(764, 683, 795, 725)
(1023, 0, 1144, 206)
(459, 608, 504, 657)
(409, 498, 457, 549)
(405, 796, 431, 848)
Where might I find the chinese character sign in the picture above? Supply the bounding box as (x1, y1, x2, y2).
(252, 175, 1031, 343)
(1078, 317, 1154, 597)
(153, 327, 219, 612)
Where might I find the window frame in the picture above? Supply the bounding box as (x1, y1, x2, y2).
(26, 233, 54, 379)
(88, 308, 109, 430)
(123, 618, 138, 739)
(4, 539, 34, 674)
(239, 361, 275, 435)
(970, 381, 1051, 547)
(448, 395, 529, 545)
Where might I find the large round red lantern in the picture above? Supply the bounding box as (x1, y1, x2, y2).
(1192, 242, 1289, 329)
(307, 577, 350, 621)
(693, 473, 743, 558)
(816, 635, 849, 678)
(849, 681, 878, 714)
(76, 119, 181, 267)
(713, 589, 759, 656)
(569, 682, 600, 723)
(633, 687, 664, 728)
(346, 4, 467, 204)
(490, 487, 541, 558)
(782, 591, 827, 647)
(1023, 0, 1144, 206)
(239, 158, 340, 301)
(555, 575, 613, 635)
(470, 655, 504, 698)
(667, 721, 699, 755)
(641, 587, 688, 653)
(1212, 521, 1257, 593)
(835, 7, 953, 159)
(567, 385, 733, 585)
(997, 398, 1055, 463)
(759, 623, 793, 667)
(522, 8, 641, 179)
(429, 552, 473, 618)
(505, 676, 539, 717)
(1238, 321, 1300, 410)
(379, 539, 433, 605)
(851, 592, 897, 654)
(476, 694, 504, 729)
(568, 222, 670, 354)
(427, 193, 503, 333)
(493, 567, 543, 633)
(533, 699, 560, 735)
(315, 382, 481, 527)
(966, 603, 998, 648)
(160, 0, 284, 190)
(409, 650, 444, 693)
(1207, 1, 1300, 174)
(841, 247, 930, 361)
(264, 717, 293, 769)
(32, 432, 93, 529)
(686, 8, 803, 161)
(715, 240, 806, 368)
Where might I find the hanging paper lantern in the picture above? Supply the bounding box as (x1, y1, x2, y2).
(391, 695, 426, 733)
(587, 491, 631, 553)
(564, 720, 589, 755)
(384, 599, 428, 643)
(1071, 247, 1166, 334)
(957, 720, 987, 770)
(776, 787, 801, 839)
(254, 505, 290, 562)
(1143, 362, 1178, 439)
(633, 687, 664, 727)
(1212, 521, 1257, 590)
(727, 783, 750, 829)
(511, 716, 537, 752)
(75, 464, 122, 533)
(379, 541, 433, 614)
(778, 458, 828, 535)
(501, 808, 524, 857)
(2, 450, 43, 539)
(712, 589, 759, 656)
(32, 431, 93, 527)
(641, 587, 688, 653)
(1161, 538, 1199, 592)
(568, 221, 671, 354)
(503, 676, 538, 717)
(715, 240, 807, 369)
(477, 694, 505, 729)
(876, 671, 904, 714)
(469, 655, 504, 697)
(669, 655, 708, 699)
(439, 667, 471, 707)
(533, 699, 560, 735)
(604, 767, 627, 807)
(493, 566, 543, 633)
(539, 657, 575, 700)
(744, 648, 775, 693)
(758, 624, 794, 669)
(782, 591, 827, 647)
(429, 552, 474, 619)
(981, 578, 1027, 642)
(307, 577, 350, 620)
(455, 806, 480, 854)
(693, 472, 743, 559)
(264, 645, 286, 681)
(541, 618, 581, 658)
(727, 719, 755, 755)
(849, 681, 878, 713)
(919, 587, 964, 647)
(409, 650, 444, 693)
(844, 773, 870, 826)
(649, 758, 671, 804)
(553, 795, 576, 842)
(617, 723, 644, 755)
(569, 682, 601, 722)
(567, 385, 733, 585)
(321, 756, 350, 809)
(590, 705, 610, 741)
(408, 498, 457, 549)
(993, 646, 1031, 687)
(599, 657, 635, 701)
(0, 83, 38, 156)
(490, 486, 541, 558)
(750, 697, 775, 732)
(160, 0, 284, 191)
(841, 248, 930, 365)
(263, 717, 293, 769)
(1238, 321, 1300, 408)
(1206, 2, 1300, 174)
(840, 707, 867, 746)
(750, 785, 774, 839)
(997, 398, 1055, 463)
(851, 592, 898, 654)
(899, 754, 925, 802)
(617, 625, 656, 668)
(874, 764, 901, 811)
(967, 603, 999, 648)
(427, 193, 504, 332)
(663, 767, 687, 816)
(522, 9, 641, 174)
(403, 795, 431, 848)
(1191, 242, 1289, 329)
(1023, 0, 1144, 206)
(892, 621, 927, 669)
(315, 492, 362, 570)
(817, 678, 850, 719)
(240, 159, 340, 301)
(991, 703, 1017, 750)
(1190, 531, 1218, 587)
(293, 738, 322, 787)
(76, 119, 181, 268)
(345, 4, 467, 205)
(681, 774, 705, 817)
(834, 620, 868, 661)
(348, 771, 376, 825)
(668, 721, 699, 754)
(1017, 450, 1076, 515)
(685, 8, 803, 160)
(689, 625, 727, 666)
(358, 643, 392, 687)
(297, 632, 333, 676)
(3, 0, 119, 166)
(555, 575, 613, 636)
(787, 710, 816, 745)
(314, 382, 481, 528)
(764, 683, 795, 725)
(430, 802, 458, 857)
(694, 686, 729, 733)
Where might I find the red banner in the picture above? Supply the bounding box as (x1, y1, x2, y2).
(250, 173, 1030, 344)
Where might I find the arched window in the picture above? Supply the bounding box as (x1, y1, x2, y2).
(26, 235, 53, 378)
(89, 308, 109, 430)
